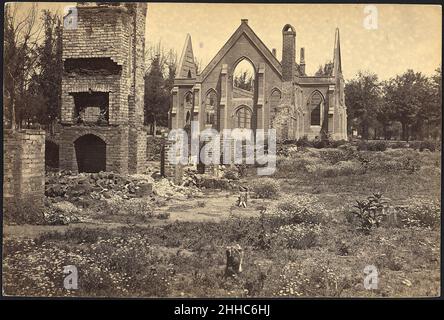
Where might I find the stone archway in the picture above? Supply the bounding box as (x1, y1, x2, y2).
(74, 134, 106, 173)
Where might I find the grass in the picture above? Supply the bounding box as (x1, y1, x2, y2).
(2, 147, 441, 297)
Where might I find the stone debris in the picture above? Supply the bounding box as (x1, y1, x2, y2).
(45, 170, 202, 204)
(43, 201, 81, 225)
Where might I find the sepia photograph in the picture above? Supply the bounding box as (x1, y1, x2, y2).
(1, 1, 442, 302)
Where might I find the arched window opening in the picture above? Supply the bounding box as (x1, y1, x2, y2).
(235, 106, 252, 129)
(184, 92, 193, 125)
(309, 91, 324, 126)
(233, 59, 255, 93)
(205, 90, 217, 127)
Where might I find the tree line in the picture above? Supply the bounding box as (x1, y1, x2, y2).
(345, 68, 442, 141)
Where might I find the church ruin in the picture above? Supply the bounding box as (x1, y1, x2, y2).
(170, 20, 347, 142)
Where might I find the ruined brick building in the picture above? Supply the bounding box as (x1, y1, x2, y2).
(170, 20, 347, 141)
(59, 2, 147, 174)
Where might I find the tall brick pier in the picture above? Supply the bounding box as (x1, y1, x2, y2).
(59, 2, 147, 174)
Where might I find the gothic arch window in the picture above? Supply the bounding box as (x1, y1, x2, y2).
(269, 88, 282, 126)
(234, 106, 252, 129)
(309, 91, 324, 126)
(184, 92, 193, 125)
(205, 90, 217, 127)
(233, 58, 255, 93)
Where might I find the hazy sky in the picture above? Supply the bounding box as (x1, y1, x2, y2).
(11, 2, 442, 80)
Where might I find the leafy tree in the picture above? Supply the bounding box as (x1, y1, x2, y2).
(344, 71, 381, 139)
(144, 54, 167, 133)
(384, 70, 431, 141)
(35, 10, 63, 126)
(234, 71, 253, 91)
(144, 42, 178, 133)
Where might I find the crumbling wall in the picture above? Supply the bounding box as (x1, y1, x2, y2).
(3, 130, 45, 223)
(59, 3, 147, 174)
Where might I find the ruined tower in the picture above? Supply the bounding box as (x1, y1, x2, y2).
(59, 2, 147, 174)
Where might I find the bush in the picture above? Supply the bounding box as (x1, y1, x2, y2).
(357, 140, 387, 152)
(272, 223, 321, 249)
(389, 141, 408, 149)
(249, 178, 281, 199)
(264, 195, 325, 226)
(317, 161, 363, 177)
(356, 140, 368, 151)
(419, 140, 438, 152)
(296, 135, 312, 148)
(370, 141, 388, 151)
(104, 198, 154, 220)
(397, 199, 440, 229)
(409, 140, 440, 152)
(329, 139, 348, 148)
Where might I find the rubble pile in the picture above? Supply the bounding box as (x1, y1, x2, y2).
(45, 170, 202, 203)
(45, 170, 154, 201)
(43, 200, 82, 225)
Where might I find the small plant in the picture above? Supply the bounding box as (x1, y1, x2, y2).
(350, 192, 390, 233)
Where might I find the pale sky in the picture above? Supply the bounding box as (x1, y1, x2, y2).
(10, 2, 442, 81)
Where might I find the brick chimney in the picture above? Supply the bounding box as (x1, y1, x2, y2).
(272, 48, 277, 57)
(282, 24, 296, 81)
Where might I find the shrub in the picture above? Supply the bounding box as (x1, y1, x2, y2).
(390, 141, 408, 149)
(249, 178, 281, 199)
(329, 139, 348, 148)
(316, 160, 363, 177)
(296, 135, 312, 148)
(357, 140, 387, 152)
(409, 140, 439, 152)
(105, 198, 153, 220)
(369, 141, 387, 151)
(313, 139, 329, 149)
(264, 195, 325, 226)
(276, 261, 347, 297)
(397, 199, 440, 229)
(419, 140, 438, 152)
(356, 140, 369, 151)
(272, 223, 321, 249)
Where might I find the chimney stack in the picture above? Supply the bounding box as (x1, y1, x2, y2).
(300, 47, 305, 75)
(272, 48, 277, 57)
(282, 24, 296, 81)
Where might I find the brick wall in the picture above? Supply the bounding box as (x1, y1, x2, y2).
(3, 129, 45, 223)
(60, 3, 147, 174)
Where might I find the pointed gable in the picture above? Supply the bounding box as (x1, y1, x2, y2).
(177, 34, 197, 79)
(199, 20, 282, 81)
(332, 28, 342, 77)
